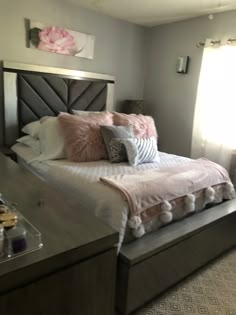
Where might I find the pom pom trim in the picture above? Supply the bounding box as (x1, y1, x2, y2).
(128, 216, 142, 229)
(132, 224, 145, 238)
(159, 211, 173, 224)
(161, 200, 172, 212)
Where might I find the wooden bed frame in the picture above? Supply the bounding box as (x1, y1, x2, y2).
(117, 199, 236, 314)
(2, 61, 236, 315)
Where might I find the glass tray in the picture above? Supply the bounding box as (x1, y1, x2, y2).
(0, 196, 43, 263)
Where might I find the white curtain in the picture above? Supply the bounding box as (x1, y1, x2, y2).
(191, 39, 236, 171)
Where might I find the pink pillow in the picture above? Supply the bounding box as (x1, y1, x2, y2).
(113, 112, 157, 139)
(58, 112, 113, 162)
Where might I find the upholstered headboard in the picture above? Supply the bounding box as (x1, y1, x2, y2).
(3, 62, 115, 146)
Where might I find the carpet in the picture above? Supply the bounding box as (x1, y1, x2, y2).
(135, 247, 236, 315)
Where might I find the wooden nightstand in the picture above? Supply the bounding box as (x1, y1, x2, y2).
(0, 146, 17, 161)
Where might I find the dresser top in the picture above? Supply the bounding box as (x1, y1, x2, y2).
(0, 154, 118, 293)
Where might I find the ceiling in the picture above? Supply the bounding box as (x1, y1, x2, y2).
(68, 0, 236, 27)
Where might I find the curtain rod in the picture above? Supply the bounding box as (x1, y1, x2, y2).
(197, 38, 236, 48)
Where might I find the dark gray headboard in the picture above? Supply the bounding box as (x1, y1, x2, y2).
(3, 62, 115, 146)
(17, 73, 108, 127)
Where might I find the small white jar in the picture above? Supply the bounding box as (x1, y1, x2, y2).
(0, 224, 4, 256)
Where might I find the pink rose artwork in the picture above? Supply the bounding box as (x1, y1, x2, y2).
(28, 21, 95, 59)
(38, 26, 77, 55)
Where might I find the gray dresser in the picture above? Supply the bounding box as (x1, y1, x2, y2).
(0, 154, 118, 315)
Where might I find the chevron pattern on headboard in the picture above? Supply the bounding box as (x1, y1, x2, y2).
(3, 61, 115, 146)
(17, 73, 107, 127)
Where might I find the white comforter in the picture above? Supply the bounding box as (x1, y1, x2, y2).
(12, 144, 191, 250)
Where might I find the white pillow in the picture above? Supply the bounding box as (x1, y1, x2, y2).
(36, 117, 66, 161)
(72, 110, 100, 116)
(16, 135, 41, 155)
(121, 137, 160, 166)
(22, 121, 41, 139)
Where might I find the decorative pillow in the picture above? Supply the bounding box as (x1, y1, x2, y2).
(100, 125, 134, 162)
(58, 112, 113, 162)
(121, 137, 159, 166)
(113, 112, 157, 139)
(72, 110, 100, 116)
(109, 138, 128, 163)
(16, 135, 41, 155)
(35, 117, 66, 161)
(21, 121, 41, 139)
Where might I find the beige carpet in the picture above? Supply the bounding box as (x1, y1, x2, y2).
(135, 248, 236, 315)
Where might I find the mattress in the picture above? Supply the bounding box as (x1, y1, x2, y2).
(11, 143, 227, 251)
(12, 145, 49, 180)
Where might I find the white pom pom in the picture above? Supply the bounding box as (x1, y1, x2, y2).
(132, 224, 145, 238)
(224, 182, 236, 199)
(225, 182, 234, 193)
(128, 216, 142, 229)
(205, 187, 215, 202)
(185, 202, 195, 213)
(225, 182, 234, 194)
(161, 201, 172, 212)
(159, 211, 173, 224)
(185, 194, 196, 205)
(184, 194, 195, 213)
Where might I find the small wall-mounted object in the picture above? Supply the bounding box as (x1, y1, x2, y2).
(176, 56, 190, 74)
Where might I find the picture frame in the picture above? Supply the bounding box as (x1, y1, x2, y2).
(27, 20, 95, 60)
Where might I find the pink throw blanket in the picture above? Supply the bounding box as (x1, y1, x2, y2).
(100, 159, 233, 227)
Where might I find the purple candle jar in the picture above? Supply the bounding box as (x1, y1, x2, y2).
(5, 226, 27, 254)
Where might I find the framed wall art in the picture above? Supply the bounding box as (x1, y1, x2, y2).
(27, 20, 95, 59)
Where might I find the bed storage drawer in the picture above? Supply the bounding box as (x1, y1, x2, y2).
(117, 205, 236, 314)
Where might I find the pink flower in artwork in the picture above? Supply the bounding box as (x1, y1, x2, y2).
(38, 26, 77, 55)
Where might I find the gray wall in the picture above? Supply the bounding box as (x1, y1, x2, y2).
(144, 10, 236, 157)
(0, 0, 146, 144)
(0, 0, 145, 108)
(1, 0, 236, 155)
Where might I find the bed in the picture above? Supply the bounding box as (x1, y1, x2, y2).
(12, 143, 198, 249)
(3, 61, 236, 314)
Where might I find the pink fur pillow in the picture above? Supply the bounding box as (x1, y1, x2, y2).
(113, 112, 157, 139)
(58, 112, 113, 162)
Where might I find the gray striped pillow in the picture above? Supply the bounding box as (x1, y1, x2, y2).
(121, 137, 159, 166)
